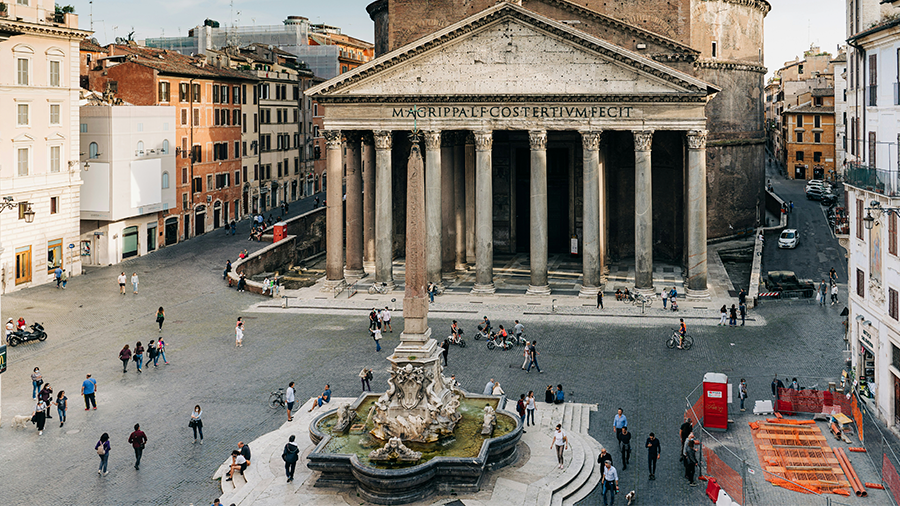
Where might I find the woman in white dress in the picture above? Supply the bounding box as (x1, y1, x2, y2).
(235, 317, 244, 347)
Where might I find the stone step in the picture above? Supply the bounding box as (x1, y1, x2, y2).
(534, 430, 587, 506)
(562, 436, 606, 506)
(551, 431, 601, 506)
(581, 403, 593, 434)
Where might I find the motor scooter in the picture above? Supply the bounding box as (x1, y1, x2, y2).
(8, 322, 47, 346)
(447, 328, 466, 348)
(486, 331, 514, 351)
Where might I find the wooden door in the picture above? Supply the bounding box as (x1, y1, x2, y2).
(15, 246, 31, 285)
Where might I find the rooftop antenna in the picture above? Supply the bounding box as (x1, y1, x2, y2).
(89, 1, 93, 31)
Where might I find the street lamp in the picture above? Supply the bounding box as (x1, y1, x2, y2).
(0, 196, 35, 223)
(863, 201, 900, 230)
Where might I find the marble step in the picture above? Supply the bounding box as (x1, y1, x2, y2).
(563, 436, 606, 506)
(551, 431, 601, 506)
(532, 430, 588, 506)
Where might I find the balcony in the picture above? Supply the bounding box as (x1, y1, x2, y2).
(845, 163, 900, 196)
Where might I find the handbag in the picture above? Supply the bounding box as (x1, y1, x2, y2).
(189, 419, 197, 428)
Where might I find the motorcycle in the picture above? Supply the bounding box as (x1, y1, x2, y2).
(486, 331, 515, 351)
(7, 322, 47, 347)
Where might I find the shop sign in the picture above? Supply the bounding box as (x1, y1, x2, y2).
(861, 328, 875, 351)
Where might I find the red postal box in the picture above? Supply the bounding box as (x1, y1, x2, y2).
(703, 372, 729, 431)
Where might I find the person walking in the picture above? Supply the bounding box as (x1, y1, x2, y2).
(619, 427, 632, 470)
(684, 440, 698, 486)
(551, 424, 569, 469)
(739, 378, 748, 412)
(32, 398, 47, 435)
(96, 433, 111, 476)
(235, 317, 244, 347)
(283, 435, 300, 483)
(718, 305, 727, 326)
(516, 394, 527, 433)
(381, 307, 392, 332)
(156, 336, 169, 365)
(359, 368, 372, 392)
(526, 391, 536, 427)
(526, 340, 543, 373)
(131, 272, 139, 294)
(729, 304, 737, 327)
(601, 460, 619, 505)
(147, 340, 158, 368)
(118, 272, 127, 295)
(82, 374, 97, 410)
(134, 341, 144, 373)
(368, 309, 378, 331)
(372, 324, 382, 352)
(285, 382, 296, 422)
(679, 418, 692, 461)
(128, 423, 147, 470)
(190, 405, 204, 444)
(119, 344, 132, 373)
(661, 288, 668, 309)
(613, 408, 627, 443)
(31, 367, 43, 399)
(38, 382, 53, 419)
(789, 200, 794, 213)
(597, 290, 603, 309)
(61, 268, 68, 288)
(54, 390, 68, 427)
(739, 302, 746, 326)
(521, 341, 531, 369)
(54, 266, 62, 288)
(224, 260, 232, 281)
(831, 284, 839, 305)
(646, 432, 660, 480)
(829, 267, 838, 285)
(156, 307, 165, 332)
(819, 280, 828, 306)
(440, 338, 449, 366)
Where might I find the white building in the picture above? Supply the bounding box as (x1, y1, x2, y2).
(78, 93, 176, 265)
(833, 50, 848, 177)
(844, 0, 900, 431)
(0, 1, 89, 292)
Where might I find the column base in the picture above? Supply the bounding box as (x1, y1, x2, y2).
(344, 269, 366, 279)
(471, 283, 495, 295)
(441, 271, 457, 282)
(578, 285, 600, 297)
(685, 287, 711, 301)
(363, 261, 376, 274)
(373, 280, 396, 292)
(454, 262, 469, 273)
(634, 286, 656, 297)
(321, 278, 346, 292)
(526, 284, 551, 296)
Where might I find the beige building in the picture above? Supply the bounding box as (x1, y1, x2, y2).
(0, 0, 89, 292)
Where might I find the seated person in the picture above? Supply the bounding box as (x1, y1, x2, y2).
(17, 317, 26, 331)
(225, 450, 247, 481)
(450, 320, 461, 342)
(308, 384, 332, 412)
(554, 384, 565, 404)
(622, 288, 632, 301)
(496, 325, 509, 348)
(615, 289, 623, 301)
(480, 316, 492, 334)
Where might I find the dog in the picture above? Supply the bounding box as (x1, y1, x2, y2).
(625, 490, 636, 505)
(11, 415, 32, 429)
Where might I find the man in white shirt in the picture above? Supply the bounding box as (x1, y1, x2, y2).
(285, 381, 296, 422)
(117, 272, 127, 295)
(602, 460, 619, 506)
(381, 307, 392, 332)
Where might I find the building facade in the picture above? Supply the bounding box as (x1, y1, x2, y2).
(783, 89, 836, 180)
(0, 0, 89, 292)
(78, 93, 177, 265)
(310, 0, 770, 297)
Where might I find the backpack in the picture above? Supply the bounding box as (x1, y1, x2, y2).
(282, 444, 299, 463)
(366, 370, 373, 381)
(97, 444, 106, 456)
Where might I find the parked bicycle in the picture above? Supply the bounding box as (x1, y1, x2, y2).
(268, 387, 286, 409)
(633, 293, 655, 307)
(368, 282, 391, 295)
(665, 329, 693, 350)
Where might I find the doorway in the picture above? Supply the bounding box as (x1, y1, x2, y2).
(122, 226, 139, 259)
(513, 146, 570, 254)
(794, 166, 806, 179)
(147, 225, 157, 252)
(195, 206, 206, 235)
(213, 201, 222, 229)
(165, 217, 178, 246)
(15, 246, 31, 285)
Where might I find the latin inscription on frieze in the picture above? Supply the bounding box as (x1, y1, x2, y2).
(392, 105, 635, 119)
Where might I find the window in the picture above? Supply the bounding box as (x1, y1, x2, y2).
(192, 83, 201, 102)
(106, 81, 117, 94)
(49, 104, 60, 125)
(711, 41, 717, 58)
(870, 132, 877, 167)
(17, 0, 29, 5)
(162, 171, 170, 189)
(870, 54, 878, 106)
(233, 109, 240, 126)
(206, 174, 213, 191)
(813, 152, 821, 163)
(857, 268, 865, 298)
(214, 109, 220, 126)
(49, 146, 60, 173)
(814, 97, 822, 107)
(181, 109, 188, 125)
(158, 81, 170, 102)
(242, 85, 247, 104)
(80, 123, 87, 133)
(341, 65, 349, 73)
(796, 151, 804, 161)
(17, 58, 28, 85)
(890, 213, 898, 256)
(191, 144, 202, 163)
(796, 132, 803, 143)
(50, 196, 59, 214)
(814, 132, 821, 143)
(136, 141, 144, 156)
(182, 193, 189, 210)
(162, 139, 169, 154)
(857, 200, 864, 240)
(797, 115, 803, 127)
(192, 177, 202, 193)
(47, 239, 63, 272)
(193, 109, 200, 126)
(17, 148, 29, 176)
(17, 104, 28, 126)
(234, 141, 239, 159)
(182, 167, 188, 184)
(254, 164, 259, 180)
(243, 166, 248, 182)
(242, 113, 247, 133)
(213, 84, 219, 103)
(89, 142, 99, 159)
(233, 86, 240, 104)
(49, 60, 60, 87)
(242, 141, 247, 157)
(891, 288, 899, 321)
(313, 103, 318, 116)
(180, 82, 189, 102)
(235, 170, 240, 185)
(814, 115, 821, 128)
(798, 64, 804, 74)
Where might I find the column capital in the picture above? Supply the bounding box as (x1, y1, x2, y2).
(581, 131, 602, 151)
(529, 130, 547, 151)
(372, 130, 392, 150)
(686, 129, 708, 150)
(323, 129, 343, 150)
(423, 130, 442, 150)
(473, 130, 493, 151)
(633, 130, 654, 152)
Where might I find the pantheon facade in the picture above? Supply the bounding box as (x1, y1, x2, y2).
(308, 0, 769, 297)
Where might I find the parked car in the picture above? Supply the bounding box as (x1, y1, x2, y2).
(821, 192, 838, 206)
(805, 179, 825, 193)
(778, 229, 799, 249)
(806, 187, 824, 200)
(765, 270, 815, 297)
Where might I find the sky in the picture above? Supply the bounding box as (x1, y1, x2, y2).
(74, 0, 846, 78)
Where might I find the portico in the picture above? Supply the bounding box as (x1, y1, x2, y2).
(308, 2, 717, 298)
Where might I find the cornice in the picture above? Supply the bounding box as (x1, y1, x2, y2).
(315, 94, 707, 104)
(693, 60, 767, 74)
(719, 0, 772, 16)
(0, 20, 91, 39)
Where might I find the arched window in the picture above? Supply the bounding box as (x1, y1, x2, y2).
(162, 139, 169, 154)
(162, 171, 170, 189)
(89, 142, 99, 159)
(136, 141, 144, 156)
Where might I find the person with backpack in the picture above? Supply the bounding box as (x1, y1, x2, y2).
(119, 344, 132, 373)
(95, 433, 111, 476)
(516, 394, 527, 433)
(282, 435, 300, 482)
(359, 368, 373, 392)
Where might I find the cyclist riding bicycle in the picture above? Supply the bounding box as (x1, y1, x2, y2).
(678, 318, 687, 349)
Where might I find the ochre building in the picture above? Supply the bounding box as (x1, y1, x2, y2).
(308, 0, 769, 297)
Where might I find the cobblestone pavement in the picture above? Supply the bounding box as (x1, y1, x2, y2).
(0, 192, 876, 506)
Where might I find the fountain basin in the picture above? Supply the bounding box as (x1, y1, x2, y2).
(308, 391, 522, 505)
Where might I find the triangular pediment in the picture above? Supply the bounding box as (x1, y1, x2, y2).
(308, 2, 717, 101)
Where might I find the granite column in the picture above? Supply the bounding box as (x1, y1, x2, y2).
(373, 130, 394, 289)
(454, 135, 467, 271)
(363, 134, 376, 272)
(579, 131, 601, 297)
(323, 130, 345, 290)
(686, 130, 710, 297)
(423, 130, 442, 285)
(472, 130, 495, 294)
(526, 130, 550, 295)
(633, 130, 654, 293)
(344, 132, 364, 278)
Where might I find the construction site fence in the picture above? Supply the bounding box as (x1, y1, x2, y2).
(700, 427, 747, 506)
(775, 387, 861, 429)
(855, 395, 900, 506)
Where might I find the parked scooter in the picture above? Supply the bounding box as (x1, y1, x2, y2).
(8, 322, 47, 347)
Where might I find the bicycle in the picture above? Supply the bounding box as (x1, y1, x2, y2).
(666, 329, 693, 350)
(268, 387, 286, 409)
(368, 282, 390, 295)
(633, 293, 655, 307)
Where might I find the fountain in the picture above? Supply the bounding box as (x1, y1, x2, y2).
(307, 135, 522, 504)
